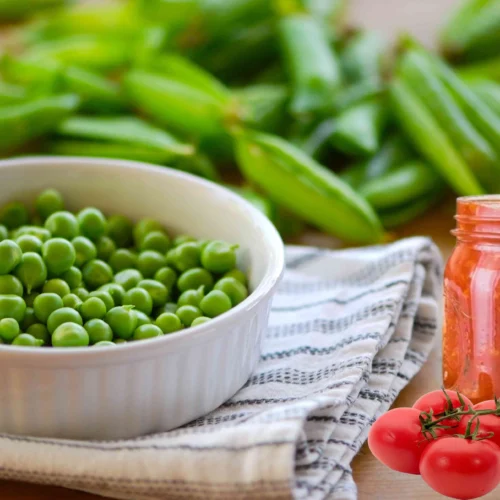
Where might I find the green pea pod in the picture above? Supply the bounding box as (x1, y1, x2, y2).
(55, 115, 194, 158)
(20, 1, 139, 41)
(440, 0, 500, 62)
(23, 35, 131, 71)
(0, 0, 66, 21)
(2, 55, 125, 113)
(139, 0, 198, 32)
(303, 0, 347, 27)
(234, 84, 289, 133)
(330, 97, 388, 156)
(278, 13, 341, 116)
(173, 154, 219, 181)
(398, 49, 499, 190)
(359, 161, 442, 210)
(334, 79, 384, 113)
(124, 70, 235, 141)
(468, 78, 500, 116)
(0, 81, 27, 105)
(340, 31, 386, 85)
(234, 129, 383, 243)
(296, 118, 335, 159)
(0, 94, 79, 154)
(457, 57, 500, 81)
(339, 134, 413, 188)
(379, 191, 443, 230)
(132, 26, 170, 68)
(390, 77, 483, 196)
(144, 54, 232, 104)
(225, 185, 276, 220)
(440, 0, 491, 58)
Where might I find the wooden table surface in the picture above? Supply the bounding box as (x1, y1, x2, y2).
(0, 0, 477, 499)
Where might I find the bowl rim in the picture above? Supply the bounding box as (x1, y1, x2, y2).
(0, 156, 285, 362)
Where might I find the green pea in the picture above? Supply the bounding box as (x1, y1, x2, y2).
(16, 234, 42, 254)
(138, 279, 168, 307)
(88, 290, 114, 311)
(12, 333, 44, 347)
(0, 318, 20, 342)
(80, 297, 107, 321)
(15, 252, 47, 293)
(109, 249, 138, 273)
(21, 307, 37, 330)
(96, 236, 116, 261)
(165, 248, 176, 267)
(44, 211, 79, 240)
(0, 201, 29, 229)
(13, 226, 51, 242)
(76, 207, 108, 241)
(114, 338, 127, 344)
(36, 189, 64, 220)
(170, 242, 200, 272)
(154, 266, 177, 290)
(47, 307, 83, 334)
(134, 310, 151, 327)
(34, 293, 64, 323)
(107, 214, 133, 248)
(214, 277, 248, 306)
(191, 316, 211, 327)
(84, 318, 113, 344)
(133, 218, 163, 246)
(0, 240, 22, 275)
(52, 322, 89, 347)
(98, 283, 125, 306)
(62, 293, 83, 311)
(139, 230, 171, 253)
(77, 207, 107, 241)
(42, 237, 76, 275)
(27, 323, 50, 345)
(176, 305, 202, 327)
(93, 340, 115, 347)
(123, 287, 153, 315)
(73, 287, 90, 301)
(177, 286, 205, 308)
(42, 279, 70, 298)
(177, 267, 214, 293)
(154, 302, 178, 316)
(0, 224, 8, 241)
(200, 290, 232, 318)
(132, 323, 163, 341)
(71, 236, 97, 267)
(0, 295, 26, 322)
(105, 306, 138, 340)
(137, 250, 166, 278)
(24, 291, 40, 307)
(0, 275, 23, 296)
(155, 312, 182, 334)
(201, 241, 238, 273)
(82, 259, 113, 289)
(223, 269, 248, 286)
(173, 235, 196, 247)
(113, 268, 143, 290)
(61, 267, 82, 289)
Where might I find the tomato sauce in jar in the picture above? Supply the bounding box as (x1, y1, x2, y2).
(444, 196, 500, 403)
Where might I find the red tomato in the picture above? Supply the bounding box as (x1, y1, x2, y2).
(420, 436, 500, 499)
(413, 390, 472, 427)
(457, 400, 500, 447)
(368, 407, 436, 475)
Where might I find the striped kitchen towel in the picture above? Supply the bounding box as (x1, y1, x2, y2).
(0, 236, 442, 500)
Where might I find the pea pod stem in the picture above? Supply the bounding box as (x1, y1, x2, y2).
(234, 129, 383, 243)
(390, 77, 484, 196)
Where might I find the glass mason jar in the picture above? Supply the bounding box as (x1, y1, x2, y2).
(443, 196, 500, 403)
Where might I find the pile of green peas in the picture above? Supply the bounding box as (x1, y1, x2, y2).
(0, 189, 249, 348)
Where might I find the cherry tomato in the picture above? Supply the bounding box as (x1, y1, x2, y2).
(413, 390, 472, 428)
(368, 407, 435, 474)
(457, 400, 500, 447)
(420, 436, 500, 499)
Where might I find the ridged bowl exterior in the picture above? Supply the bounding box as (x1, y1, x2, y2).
(0, 157, 284, 440)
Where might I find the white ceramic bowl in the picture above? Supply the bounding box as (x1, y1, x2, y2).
(0, 157, 284, 440)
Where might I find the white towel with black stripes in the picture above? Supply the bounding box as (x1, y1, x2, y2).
(0, 236, 442, 500)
